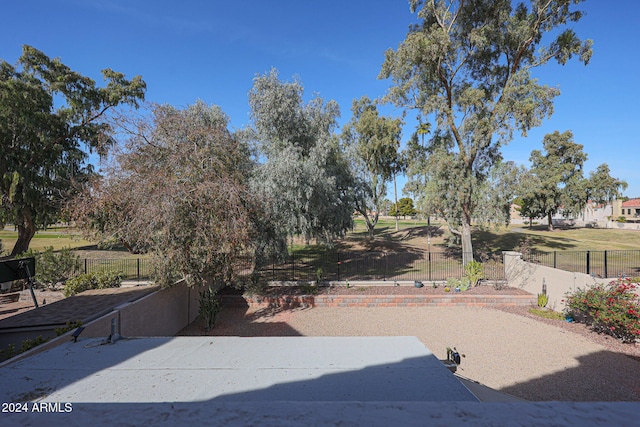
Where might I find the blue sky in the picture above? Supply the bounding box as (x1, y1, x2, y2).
(2, 1, 638, 198)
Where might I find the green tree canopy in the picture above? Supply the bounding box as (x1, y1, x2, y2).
(520, 130, 587, 230)
(0, 45, 146, 255)
(379, 0, 592, 263)
(403, 123, 430, 213)
(587, 163, 627, 205)
(390, 197, 418, 218)
(248, 69, 354, 245)
(342, 96, 403, 237)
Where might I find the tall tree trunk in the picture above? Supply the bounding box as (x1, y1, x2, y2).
(368, 211, 379, 238)
(357, 207, 377, 239)
(11, 211, 37, 256)
(461, 220, 473, 266)
(547, 212, 554, 231)
(393, 173, 399, 232)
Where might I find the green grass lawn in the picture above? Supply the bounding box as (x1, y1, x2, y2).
(2, 219, 640, 261)
(475, 225, 640, 252)
(352, 217, 430, 231)
(279, 217, 640, 281)
(0, 227, 94, 256)
(347, 217, 640, 253)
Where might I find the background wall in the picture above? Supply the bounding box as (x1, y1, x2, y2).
(503, 251, 608, 311)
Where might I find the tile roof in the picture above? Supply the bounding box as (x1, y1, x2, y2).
(621, 198, 640, 208)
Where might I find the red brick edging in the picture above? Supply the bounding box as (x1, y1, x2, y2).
(220, 294, 535, 309)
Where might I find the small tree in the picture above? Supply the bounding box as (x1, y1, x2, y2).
(403, 125, 431, 216)
(587, 163, 627, 217)
(390, 197, 418, 219)
(17, 247, 80, 289)
(521, 130, 587, 230)
(342, 96, 403, 237)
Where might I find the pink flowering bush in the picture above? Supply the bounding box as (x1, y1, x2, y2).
(565, 278, 640, 343)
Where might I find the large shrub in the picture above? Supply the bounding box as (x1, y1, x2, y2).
(17, 247, 80, 289)
(565, 279, 640, 343)
(464, 261, 484, 286)
(63, 271, 124, 297)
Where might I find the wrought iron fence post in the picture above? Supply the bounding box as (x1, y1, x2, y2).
(553, 252, 557, 269)
(586, 251, 590, 275)
(137, 258, 140, 280)
(84, 258, 88, 275)
(383, 252, 387, 281)
(291, 251, 295, 282)
(428, 251, 432, 282)
(604, 250, 608, 278)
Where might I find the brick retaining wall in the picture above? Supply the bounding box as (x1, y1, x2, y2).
(221, 294, 535, 309)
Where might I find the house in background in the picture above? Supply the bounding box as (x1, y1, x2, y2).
(613, 198, 640, 219)
(581, 201, 611, 222)
(509, 201, 610, 226)
(511, 199, 640, 228)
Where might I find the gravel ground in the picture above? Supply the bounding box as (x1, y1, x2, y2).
(180, 288, 640, 402)
(244, 284, 531, 296)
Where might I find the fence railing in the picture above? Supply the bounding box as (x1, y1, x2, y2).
(77, 258, 154, 280)
(523, 250, 640, 278)
(261, 251, 505, 283)
(75, 249, 640, 283)
(75, 252, 503, 283)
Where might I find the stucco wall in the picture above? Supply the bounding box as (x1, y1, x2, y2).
(503, 251, 608, 311)
(81, 280, 201, 339)
(1, 280, 203, 366)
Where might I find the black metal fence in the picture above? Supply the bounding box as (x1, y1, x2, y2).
(523, 250, 640, 278)
(78, 258, 154, 280)
(260, 251, 505, 283)
(75, 249, 640, 283)
(76, 252, 502, 283)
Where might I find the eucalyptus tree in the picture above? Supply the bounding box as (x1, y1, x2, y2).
(520, 130, 587, 230)
(587, 163, 627, 216)
(474, 160, 528, 226)
(72, 102, 278, 288)
(402, 130, 430, 215)
(248, 69, 354, 245)
(379, 0, 592, 263)
(342, 96, 404, 237)
(0, 45, 146, 256)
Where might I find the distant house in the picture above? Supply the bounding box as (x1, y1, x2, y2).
(613, 198, 640, 219)
(581, 200, 615, 222)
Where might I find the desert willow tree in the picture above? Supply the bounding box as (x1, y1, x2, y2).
(71, 101, 283, 288)
(379, 0, 592, 264)
(248, 69, 354, 246)
(341, 96, 404, 237)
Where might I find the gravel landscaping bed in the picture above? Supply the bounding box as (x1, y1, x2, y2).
(495, 304, 640, 360)
(223, 284, 531, 296)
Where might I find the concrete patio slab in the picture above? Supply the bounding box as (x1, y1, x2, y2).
(1, 335, 638, 426)
(0, 336, 476, 403)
